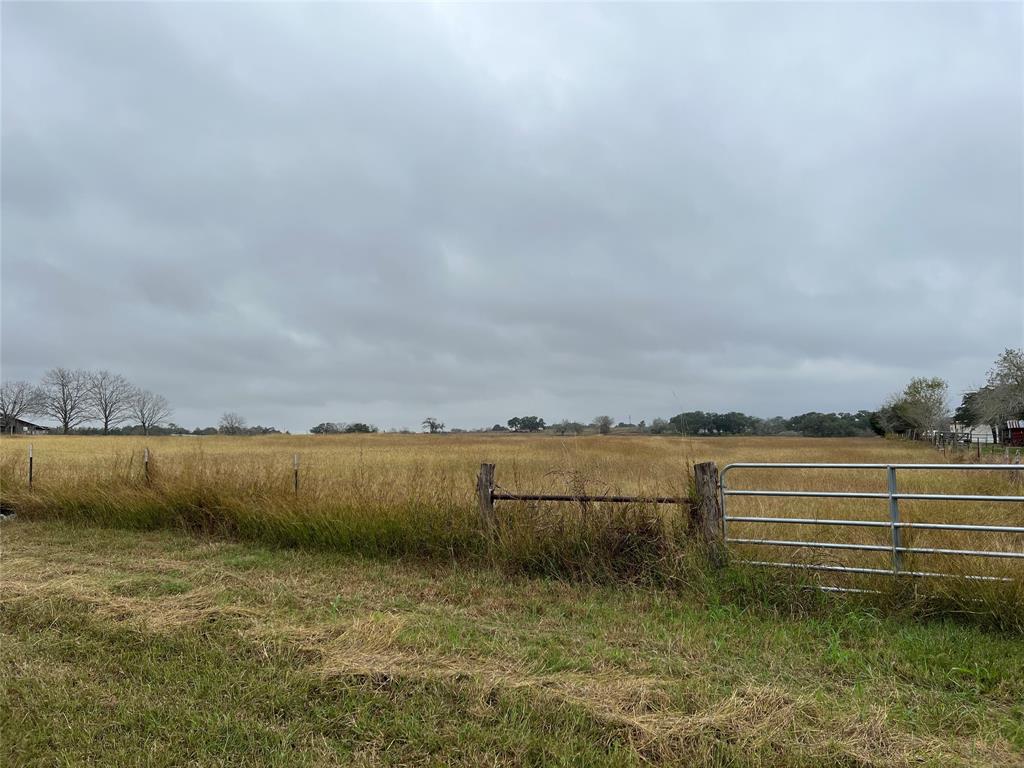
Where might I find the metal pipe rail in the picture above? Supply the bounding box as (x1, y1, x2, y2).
(720, 463, 1023, 581)
(492, 492, 683, 504)
(723, 489, 1024, 502)
(727, 538, 1024, 559)
(741, 560, 1014, 583)
(722, 516, 1024, 534)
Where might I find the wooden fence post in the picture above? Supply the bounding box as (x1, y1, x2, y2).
(477, 463, 496, 538)
(143, 447, 150, 484)
(692, 461, 725, 564)
(293, 453, 300, 494)
(28, 443, 33, 490)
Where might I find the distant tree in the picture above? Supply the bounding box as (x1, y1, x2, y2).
(218, 411, 247, 435)
(709, 412, 756, 435)
(954, 391, 983, 427)
(0, 380, 44, 433)
(874, 401, 914, 435)
(868, 411, 888, 436)
(885, 377, 949, 435)
(592, 415, 614, 435)
(40, 368, 92, 434)
(853, 410, 877, 432)
(787, 412, 859, 437)
(344, 422, 377, 433)
(973, 348, 1024, 427)
(132, 389, 173, 436)
(954, 390, 1000, 441)
(670, 411, 712, 435)
(507, 416, 545, 432)
(192, 426, 219, 435)
(244, 425, 281, 435)
(422, 417, 444, 433)
(755, 416, 788, 435)
(310, 422, 342, 434)
(649, 417, 671, 435)
(81, 421, 188, 437)
(490, 424, 509, 432)
(87, 370, 134, 434)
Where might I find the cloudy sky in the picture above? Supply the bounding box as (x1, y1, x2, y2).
(2, 2, 1021, 432)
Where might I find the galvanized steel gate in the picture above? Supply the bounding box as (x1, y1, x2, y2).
(719, 463, 1024, 584)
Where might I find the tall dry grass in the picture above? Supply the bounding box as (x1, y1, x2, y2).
(1, 433, 1020, 624)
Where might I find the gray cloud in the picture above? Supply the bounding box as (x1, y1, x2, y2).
(3, 2, 1022, 431)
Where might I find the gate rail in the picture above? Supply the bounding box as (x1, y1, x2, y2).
(719, 463, 1024, 582)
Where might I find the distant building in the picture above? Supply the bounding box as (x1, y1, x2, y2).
(0, 417, 51, 435)
(1003, 420, 1024, 447)
(950, 421, 998, 443)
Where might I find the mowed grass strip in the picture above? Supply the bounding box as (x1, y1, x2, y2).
(2, 522, 1022, 767)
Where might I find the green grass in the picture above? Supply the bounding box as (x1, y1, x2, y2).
(4, 597, 647, 767)
(3, 522, 1022, 767)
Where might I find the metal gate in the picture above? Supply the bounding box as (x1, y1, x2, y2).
(719, 463, 1024, 584)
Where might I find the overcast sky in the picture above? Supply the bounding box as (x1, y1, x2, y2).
(2, 2, 1022, 432)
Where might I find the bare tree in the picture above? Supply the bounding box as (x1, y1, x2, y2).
(40, 368, 92, 434)
(131, 389, 173, 436)
(421, 417, 444, 433)
(592, 415, 614, 435)
(88, 371, 134, 434)
(0, 380, 44, 433)
(218, 411, 247, 435)
(975, 348, 1024, 427)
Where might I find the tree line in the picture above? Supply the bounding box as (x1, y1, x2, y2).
(429, 349, 1024, 439)
(0, 369, 172, 435)
(8, 349, 1019, 440)
(875, 348, 1023, 440)
(415, 412, 876, 437)
(953, 348, 1023, 437)
(0, 373, 284, 438)
(648, 410, 877, 437)
(310, 422, 378, 434)
(67, 411, 282, 437)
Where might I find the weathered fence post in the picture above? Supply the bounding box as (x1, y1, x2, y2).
(692, 462, 725, 563)
(293, 453, 300, 494)
(28, 443, 33, 490)
(477, 463, 496, 539)
(143, 447, 150, 484)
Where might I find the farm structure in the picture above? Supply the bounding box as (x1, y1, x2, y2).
(1003, 420, 1024, 447)
(0, 417, 50, 435)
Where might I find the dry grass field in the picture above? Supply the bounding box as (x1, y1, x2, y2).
(1, 433, 1020, 597)
(2, 434, 1023, 766)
